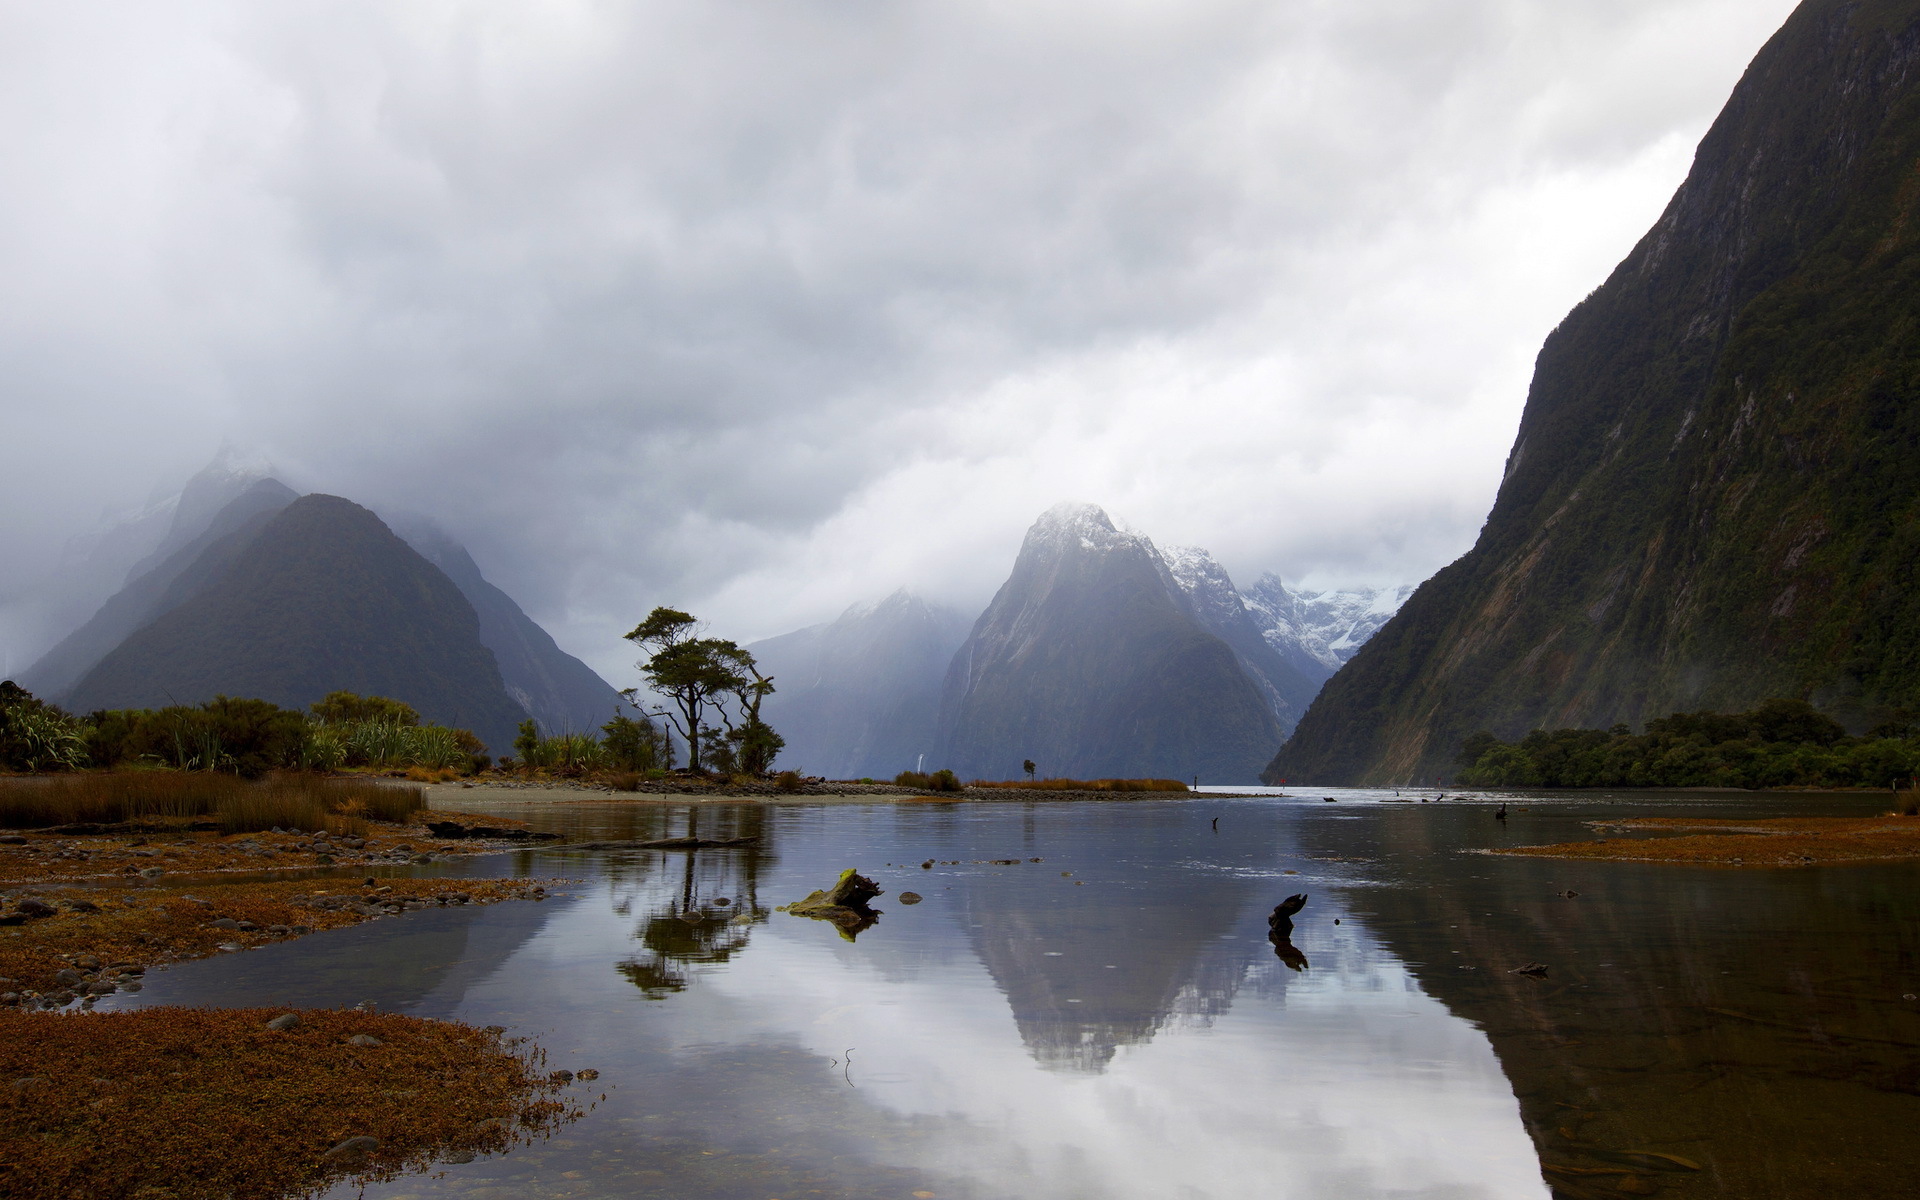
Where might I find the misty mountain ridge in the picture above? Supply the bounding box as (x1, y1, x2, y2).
(745, 507, 1407, 782)
(65, 494, 533, 752)
(748, 589, 972, 779)
(1273, 0, 1920, 784)
(936, 502, 1287, 783)
(17, 455, 624, 751)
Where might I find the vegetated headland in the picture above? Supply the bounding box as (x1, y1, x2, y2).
(0, 688, 600, 1200)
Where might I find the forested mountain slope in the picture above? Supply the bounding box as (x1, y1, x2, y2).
(1272, 0, 1920, 784)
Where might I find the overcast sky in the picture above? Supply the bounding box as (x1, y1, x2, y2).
(0, 0, 1801, 680)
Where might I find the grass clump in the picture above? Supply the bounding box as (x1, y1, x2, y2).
(0, 1005, 576, 1200)
(969, 777, 1190, 792)
(0, 773, 422, 835)
(895, 769, 963, 792)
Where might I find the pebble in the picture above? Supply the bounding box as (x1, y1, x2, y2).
(266, 1013, 302, 1031)
(322, 1135, 379, 1161)
(899, 892, 923, 905)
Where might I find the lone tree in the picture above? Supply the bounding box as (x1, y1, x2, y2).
(623, 607, 781, 775)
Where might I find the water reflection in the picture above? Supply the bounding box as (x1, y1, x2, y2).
(122, 794, 1907, 1197)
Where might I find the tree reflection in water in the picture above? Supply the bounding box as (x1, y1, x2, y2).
(613, 804, 772, 998)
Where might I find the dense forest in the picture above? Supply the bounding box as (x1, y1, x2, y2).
(1457, 699, 1920, 789)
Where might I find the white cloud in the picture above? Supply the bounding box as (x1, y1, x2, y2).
(0, 0, 1801, 675)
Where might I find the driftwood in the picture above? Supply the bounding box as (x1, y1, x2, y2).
(423, 821, 561, 842)
(780, 869, 883, 940)
(1267, 892, 1310, 971)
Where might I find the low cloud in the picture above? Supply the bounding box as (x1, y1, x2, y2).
(0, 0, 1799, 679)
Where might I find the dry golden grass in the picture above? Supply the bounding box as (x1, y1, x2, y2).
(0, 1005, 579, 1200)
(0, 877, 554, 1000)
(0, 772, 422, 834)
(1498, 813, 1920, 866)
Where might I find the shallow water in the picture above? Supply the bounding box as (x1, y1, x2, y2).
(103, 790, 1920, 1199)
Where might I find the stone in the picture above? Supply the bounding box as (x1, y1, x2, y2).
(347, 1034, 382, 1047)
(266, 1013, 301, 1031)
(53, 969, 84, 987)
(138, 867, 164, 879)
(550, 1069, 574, 1083)
(899, 892, 923, 904)
(15, 898, 56, 919)
(65, 899, 99, 914)
(444, 1150, 476, 1164)
(85, 981, 116, 996)
(0, 836, 27, 845)
(315, 854, 335, 865)
(576, 1068, 599, 1081)
(208, 918, 243, 930)
(322, 1135, 379, 1162)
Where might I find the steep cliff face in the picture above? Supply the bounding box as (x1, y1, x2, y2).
(399, 523, 627, 736)
(749, 590, 971, 779)
(1273, 0, 1920, 784)
(67, 495, 529, 753)
(938, 504, 1284, 782)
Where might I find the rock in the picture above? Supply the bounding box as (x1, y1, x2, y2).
(65, 900, 99, 914)
(347, 1034, 382, 1047)
(550, 1069, 574, 1083)
(921, 860, 933, 869)
(0, 835, 27, 845)
(315, 854, 335, 865)
(899, 892, 923, 904)
(576, 1068, 599, 1081)
(208, 918, 243, 930)
(322, 1135, 379, 1162)
(266, 1013, 302, 1031)
(84, 981, 116, 996)
(138, 867, 164, 879)
(444, 1150, 476, 1164)
(15, 898, 57, 919)
(53, 969, 85, 987)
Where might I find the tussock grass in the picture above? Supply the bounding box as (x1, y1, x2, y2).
(0, 773, 422, 835)
(970, 777, 1190, 792)
(0, 1005, 575, 1200)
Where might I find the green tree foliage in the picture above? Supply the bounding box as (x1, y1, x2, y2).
(311, 691, 420, 727)
(622, 607, 782, 775)
(601, 713, 670, 772)
(1457, 699, 1917, 789)
(0, 681, 88, 772)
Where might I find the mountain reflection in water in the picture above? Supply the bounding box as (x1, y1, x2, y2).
(99, 792, 1920, 1198)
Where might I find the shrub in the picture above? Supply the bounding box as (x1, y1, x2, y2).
(775, 770, 803, 793)
(601, 713, 667, 772)
(0, 682, 87, 772)
(894, 769, 963, 792)
(309, 691, 420, 727)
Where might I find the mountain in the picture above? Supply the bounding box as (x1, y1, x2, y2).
(65, 494, 530, 753)
(1160, 547, 1322, 734)
(937, 504, 1285, 783)
(748, 590, 972, 779)
(1239, 577, 1414, 685)
(398, 523, 628, 736)
(22, 478, 298, 701)
(1271, 0, 1920, 785)
(3, 450, 277, 677)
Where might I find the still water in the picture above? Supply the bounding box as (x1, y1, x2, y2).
(104, 790, 1920, 1199)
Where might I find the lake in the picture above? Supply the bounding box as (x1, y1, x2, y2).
(101, 788, 1920, 1199)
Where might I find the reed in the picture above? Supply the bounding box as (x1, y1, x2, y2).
(968, 777, 1190, 792)
(0, 772, 423, 834)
